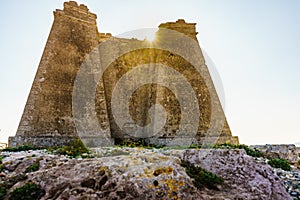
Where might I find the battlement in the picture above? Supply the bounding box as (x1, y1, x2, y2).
(54, 1, 97, 24)
(64, 1, 88, 11)
(98, 32, 113, 42)
(158, 19, 198, 40)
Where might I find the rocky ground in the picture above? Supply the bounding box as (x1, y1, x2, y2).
(273, 167, 300, 199)
(252, 156, 300, 199)
(0, 147, 294, 200)
(250, 144, 300, 199)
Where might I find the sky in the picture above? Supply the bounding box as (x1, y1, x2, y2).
(0, 0, 299, 145)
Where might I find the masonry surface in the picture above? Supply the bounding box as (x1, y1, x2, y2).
(9, 1, 238, 147)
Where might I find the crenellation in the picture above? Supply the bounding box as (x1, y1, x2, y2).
(158, 19, 198, 40)
(54, 10, 97, 26)
(98, 32, 112, 42)
(64, 1, 90, 12)
(79, 4, 89, 11)
(55, 1, 97, 24)
(65, 1, 78, 7)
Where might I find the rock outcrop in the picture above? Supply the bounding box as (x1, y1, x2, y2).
(0, 148, 291, 199)
(250, 144, 300, 164)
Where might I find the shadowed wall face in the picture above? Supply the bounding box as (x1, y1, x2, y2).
(100, 49, 213, 139)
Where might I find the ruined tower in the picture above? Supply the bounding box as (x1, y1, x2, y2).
(9, 1, 238, 147)
(9, 1, 111, 147)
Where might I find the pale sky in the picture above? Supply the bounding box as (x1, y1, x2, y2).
(0, 0, 299, 145)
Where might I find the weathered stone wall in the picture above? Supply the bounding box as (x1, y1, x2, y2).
(8, 136, 77, 148)
(100, 48, 232, 139)
(9, 1, 238, 147)
(10, 1, 111, 147)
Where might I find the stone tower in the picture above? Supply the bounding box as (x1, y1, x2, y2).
(9, 1, 111, 147)
(9, 1, 238, 147)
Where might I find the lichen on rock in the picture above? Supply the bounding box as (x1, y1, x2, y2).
(0, 148, 292, 199)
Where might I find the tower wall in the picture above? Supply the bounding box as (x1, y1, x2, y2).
(9, 1, 111, 147)
(9, 1, 238, 148)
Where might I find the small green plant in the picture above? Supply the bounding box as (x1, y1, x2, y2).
(206, 143, 263, 158)
(268, 158, 291, 171)
(0, 156, 3, 173)
(25, 163, 39, 173)
(0, 186, 6, 199)
(9, 182, 45, 200)
(180, 160, 223, 190)
(1, 174, 27, 192)
(188, 143, 198, 149)
(54, 139, 89, 158)
(236, 144, 263, 158)
(2, 145, 39, 152)
(0, 173, 28, 200)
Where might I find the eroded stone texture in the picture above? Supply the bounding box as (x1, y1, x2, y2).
(9, 1, 238, 147)
(0, 149, 291, 199)
(250, 144, 300, 164)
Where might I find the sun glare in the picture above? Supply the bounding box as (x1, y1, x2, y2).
(145, 31, 157, 42)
